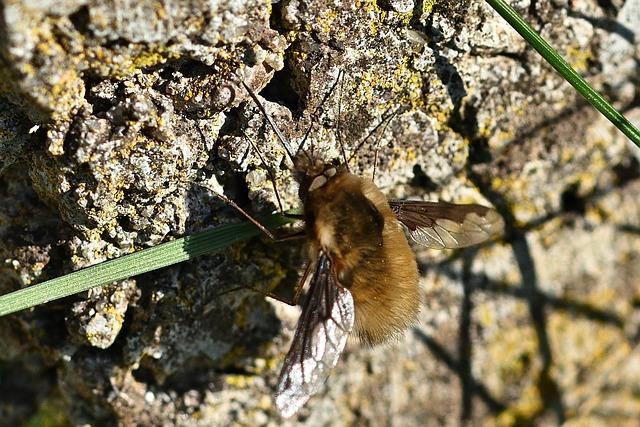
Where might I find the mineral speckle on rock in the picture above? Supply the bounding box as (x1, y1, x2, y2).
(1, 0, 639, 425)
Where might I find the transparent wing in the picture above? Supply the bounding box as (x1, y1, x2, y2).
(388, 199, 504, 249)
(274, 252, 355, 418)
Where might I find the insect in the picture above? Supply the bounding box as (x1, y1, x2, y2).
(232, 75, 504, 418)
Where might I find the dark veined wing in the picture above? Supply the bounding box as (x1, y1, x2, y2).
(388, 199, 504, 249)
(274, 252, 355, 418)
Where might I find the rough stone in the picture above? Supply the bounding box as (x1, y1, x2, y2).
(1, 0, 639, 425)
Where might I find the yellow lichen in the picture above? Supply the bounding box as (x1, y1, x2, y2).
(486, 319, 538, 382)
(422, 0, 439, 15)
(315, 9, 337, 35)
(476, 304, 494, 328)
(131, 51, 167, 70)
(224, 372, 254, 388)
(492, 384, 544, 427)
(355, 0, 380, 14)
(564, 45, 592, 74)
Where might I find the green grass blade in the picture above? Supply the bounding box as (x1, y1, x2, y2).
(0, 214, 291, 317)
(485, 0, 640, 148)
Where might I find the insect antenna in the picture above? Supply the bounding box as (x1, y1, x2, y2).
(195, 122, 279, 239)
(347, 104, 400, 177)
(335, 70, 349, 170)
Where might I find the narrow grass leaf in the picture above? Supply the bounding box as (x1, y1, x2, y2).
(485, 0, 640, 147)
(0, 215, 290, 317)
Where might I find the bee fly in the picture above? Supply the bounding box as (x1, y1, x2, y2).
(230, 75, 504, 418)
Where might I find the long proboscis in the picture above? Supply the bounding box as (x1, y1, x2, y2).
(239, 80, 297, 163)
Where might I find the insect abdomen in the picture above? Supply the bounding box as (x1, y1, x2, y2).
(306, 173, 420, 346)
(353, 179, 420, 345)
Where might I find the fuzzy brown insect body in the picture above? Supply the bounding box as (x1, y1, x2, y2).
(275, 153, 504, 416)
(238, 78, 504, 418)
(297, 160, 419, 346)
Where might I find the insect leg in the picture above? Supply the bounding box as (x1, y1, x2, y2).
(204, 246, 310, 310)
(263, 256, 314, 307)
(205, 285, 295, 311)
(195, 123, 289, 240)
(283, 212, 305, 220)
(260, 244, 311, 306)
(240, 128, 285, 213)
(211, 192, 278, 240)
(273, 230, 306, 242)
(292, 260, 313, 305)
(212, 192, 308, 243)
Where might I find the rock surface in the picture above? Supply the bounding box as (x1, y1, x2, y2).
(1, 0, 639, 425)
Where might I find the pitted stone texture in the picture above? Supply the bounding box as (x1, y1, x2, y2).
(0, 0, 639, 425)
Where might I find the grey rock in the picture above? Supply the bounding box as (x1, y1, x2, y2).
(1, 0, 639, 425)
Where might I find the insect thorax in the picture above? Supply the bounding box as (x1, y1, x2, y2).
(303, 172, 386, 286)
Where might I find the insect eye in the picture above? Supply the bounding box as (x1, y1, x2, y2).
(308, 175, 327, 192)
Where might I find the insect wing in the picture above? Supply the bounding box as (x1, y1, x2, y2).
(388, 199, 504, 249)
(274, 253, 355, 418)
